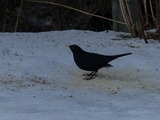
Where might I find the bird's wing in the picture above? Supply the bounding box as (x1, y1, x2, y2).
(79, 53, 107, 70)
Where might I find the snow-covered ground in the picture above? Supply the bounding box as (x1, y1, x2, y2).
(0, 30, 160, 120)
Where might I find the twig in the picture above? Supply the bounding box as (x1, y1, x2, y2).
(155, 0, 160, 42)
(24, 0, 126, 25)
(119, 0, 136, 37)
(3, 22, 5, 32)
(143, 0, 148, 25)
(149, 0, 155, 22)
(14, 0, 23, 32)
(136, 0, 148, 43)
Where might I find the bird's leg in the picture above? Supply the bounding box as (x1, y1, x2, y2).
(83, 71, 95, 76)
(83, 70, 98, 80)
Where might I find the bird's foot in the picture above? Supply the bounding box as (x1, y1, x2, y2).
(83, 71, 97, 76)
(83, 76, 95, 80)
(82, 71, 98, 80)
(83, 74, 97, 80)
(83, 73, 97, 76)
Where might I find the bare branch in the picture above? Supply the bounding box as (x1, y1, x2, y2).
(24, 0, 126, 25)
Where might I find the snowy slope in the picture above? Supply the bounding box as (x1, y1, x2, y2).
(0, 30, 160, 120)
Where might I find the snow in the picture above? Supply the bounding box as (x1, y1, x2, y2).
(0, 30, 160, 120)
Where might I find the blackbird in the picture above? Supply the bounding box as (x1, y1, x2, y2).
(66, 45, 132, 80)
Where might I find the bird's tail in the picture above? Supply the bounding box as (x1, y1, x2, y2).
(114, 53, 132, 58)
(106, 53, 132, 63)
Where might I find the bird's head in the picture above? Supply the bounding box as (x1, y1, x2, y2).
(66, 45, 85, 55)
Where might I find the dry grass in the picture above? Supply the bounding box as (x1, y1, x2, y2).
(119, 0, 160, 43)
(0, 0, 159, 42)
(0, 0, 113, 32)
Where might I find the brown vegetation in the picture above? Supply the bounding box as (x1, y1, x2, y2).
(0, 0, 112, 32)
(0, 0, 159, 42)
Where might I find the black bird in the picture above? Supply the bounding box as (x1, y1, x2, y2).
(66, 45, 132, 80)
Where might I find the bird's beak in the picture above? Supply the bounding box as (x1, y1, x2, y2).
(66, 45, 70, 47)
